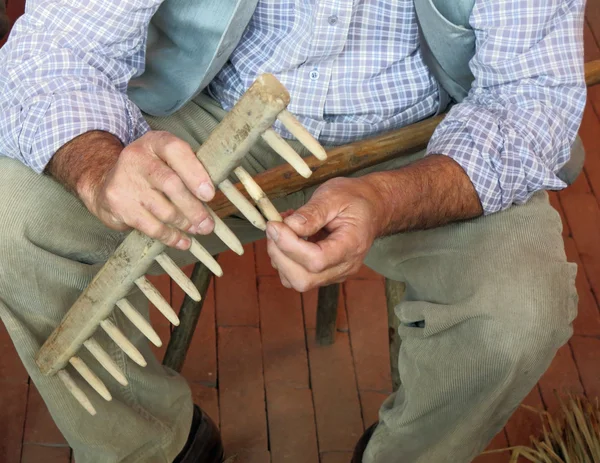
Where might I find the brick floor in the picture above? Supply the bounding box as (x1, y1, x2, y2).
(1, 3, 600, 463)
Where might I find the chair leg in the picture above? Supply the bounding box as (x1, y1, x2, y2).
(315, 283, 340, 346)
(163, 261, 214, 372)
(385, 278, 405, 392)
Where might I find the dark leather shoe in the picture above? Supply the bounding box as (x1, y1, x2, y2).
(173, 405, 224, 463)
(351, 422, 378, 463)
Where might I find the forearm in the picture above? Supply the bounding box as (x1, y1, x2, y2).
(364, 155, 483, 236)
(46, 131, 122, 209)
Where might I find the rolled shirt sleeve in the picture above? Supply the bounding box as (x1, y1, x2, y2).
(427, 0, 586, 214)
(0, 0, 161, 173)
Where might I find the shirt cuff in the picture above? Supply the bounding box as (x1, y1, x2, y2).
(21, 89, 150, 173)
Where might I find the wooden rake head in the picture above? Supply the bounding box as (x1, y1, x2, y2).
(35, 74, 327, 415)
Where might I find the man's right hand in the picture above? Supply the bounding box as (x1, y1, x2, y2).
(46, 130, 215, 250)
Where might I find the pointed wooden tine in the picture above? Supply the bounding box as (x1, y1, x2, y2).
(189, 239, 223, 277)
(115, 299, 162, 347)
(261, 128, 312, 178)
(277, 109, 327, 161)
(234, 166, 282, 222)
(205, 205, 244, 256)
(58, 369, 97, 415)
(83, 339, 129, 386)
(135, 276, 180, 326)
(100, 319, 147, 367)
(69, 356, 112, 401)
(218, 179, 267, 230)
(155, 253, 201, 301)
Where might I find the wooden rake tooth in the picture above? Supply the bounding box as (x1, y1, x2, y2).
(205, 206, 244, 256)
(261, 129, 312, 178)
(58, 370, 97, 416)
(100, 319, 147, 367)
(69, 356, 112, 401)
(83, 339, 129, 386)
(218, 179, 267, 231)
(189, 239, 223, 277)
(115, 299, 162, 348)
(135, 276, 180, 326)
(277, 109, 327, 161)
(234, 166, 283, 222)
(155, 253, 201, 301)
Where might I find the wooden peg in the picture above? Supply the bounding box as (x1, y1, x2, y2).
(58, 370, 97, 415)
(155, 253, 201, 301)
(100, 319, 147, 367)
(189, 239, 223, 277)
(205, 206, 244, 256)
(135, 276, 180, 326)
(234, 167, 282, 222)
(261, 129, 312, 178)
(69, 357, 112, 401)
(277, 110, 327, 161)
(218, 179, 267, 230)
(115, 299, 162, 348)
(83, 339, 129, 386)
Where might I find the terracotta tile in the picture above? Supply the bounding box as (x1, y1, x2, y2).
(0, 382, 28, 463)
(302, 287, 347, 332)
(215, 246, 260, 327)
(23, 385, 66, 445)
(147, 274, 172, 361)
(560, 193, 600, 300)
(225, 450, 271, 463)
(570, 335, 600, 400)
(547, 192, 570, 238)
(320, 452, 353, 463)
(266, 385, 318, 463)
(471, 430, 510, 463)
(178, 275, 217, 386)
(586, 3, 600, 58)
(190, 383, 220, 429)
(253, 239, 277, 276)
(21, 444, 71, 463)
(359, 391, 387, 429)
(218, 327, 268, 455)
(258, 278, 309, 388)
(585, 19, 600, 61)
(538, 343, 584, 415)
(577, 102, 600, 204)
(305, 330, 363, 452)
(504, 385, 544, 447)
(564, 237, 600, 337)
(0, 321, 28, 384)
(345, 280, 392, 393)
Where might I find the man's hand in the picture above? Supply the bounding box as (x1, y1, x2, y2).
(46, 130, 215, 250)
(266, 155, 484, 291)
(266, 177, 386, 292)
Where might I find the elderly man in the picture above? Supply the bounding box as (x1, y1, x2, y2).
(0, 0, 585, 462)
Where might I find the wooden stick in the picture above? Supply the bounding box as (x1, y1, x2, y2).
(278, 110, 327, 161)
(58, 370, 97, 416)
(205, 206, 244, 256)
(135, 276, 180, 326)
(155, 253, 201, 301)
(234, 166, 282, 222)
(190, 239, 223, 277)
(115, 299, 162, 348)
(100, 320, 147, 367)
(219, 179, 267, 230)
(69, 357, 112, 401)
(83, 339, 129, 386)
(209, 59, 600, 219)
(261, 128, 313, 178)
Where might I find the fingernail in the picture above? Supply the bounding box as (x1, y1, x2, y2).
(197, 216, 214, 234)
(188, 224, 198, 235)
(176, 238, 191, 250)
(285, 214, 307, 227)
(266, 224, 278, 241)
(196, 182, 214, 201)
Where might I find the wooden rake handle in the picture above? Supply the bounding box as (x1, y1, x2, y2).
(210, 59, 600, 217)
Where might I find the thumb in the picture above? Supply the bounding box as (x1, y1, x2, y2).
(283, 198, 335, 237)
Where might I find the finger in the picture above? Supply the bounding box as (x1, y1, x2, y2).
(266, 221, 348, 273)
(142, 190, 191, 232)
(127, 207, 191, 250)
(146, 163, 214, 235)
(148, 132, 215, 201)
(267, 238, 317, 292)
(283, 197, 337, 237)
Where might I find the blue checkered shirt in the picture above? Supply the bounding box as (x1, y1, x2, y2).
(0, 0, 586, 214)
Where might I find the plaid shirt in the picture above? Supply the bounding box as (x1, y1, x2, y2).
(0, 0, 586, 214)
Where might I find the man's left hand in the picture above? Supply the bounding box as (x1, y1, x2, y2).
(266, 176, 387, 292)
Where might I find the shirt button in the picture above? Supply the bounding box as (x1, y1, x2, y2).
(328, 15, 338, 25)
(309, 70, 320, 80)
